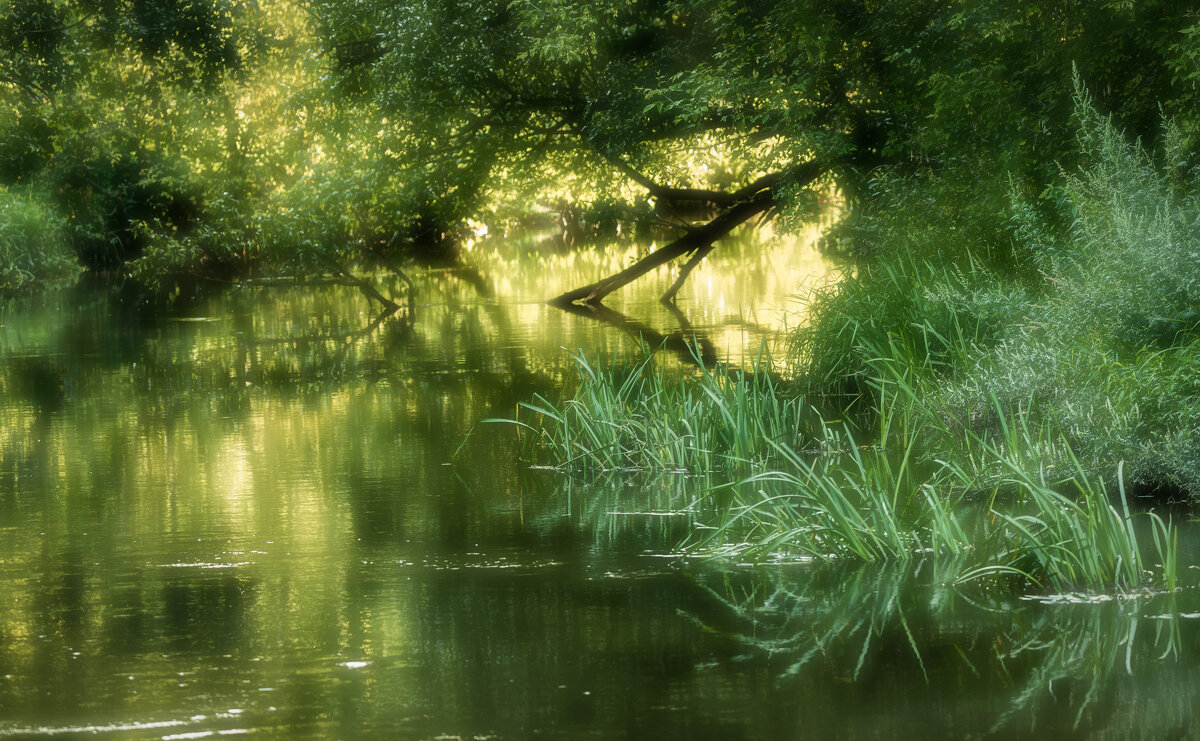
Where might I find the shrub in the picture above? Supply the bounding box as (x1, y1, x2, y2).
(938, 81, 1200, 493)
(0, 186, 78, 291)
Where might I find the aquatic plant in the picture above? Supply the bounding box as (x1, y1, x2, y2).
(505, 346, 1180, 591)
(501, 83, 1197, 593)
(497, 348, 813, 477)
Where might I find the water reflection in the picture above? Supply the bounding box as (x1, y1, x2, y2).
(1, 231, 1197, 738)
(688, 562, 1200, 738)
(555, 302, 719, 368)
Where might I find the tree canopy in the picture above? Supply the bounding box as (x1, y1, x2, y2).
(1, 0, 1198, 300)
(306, 0, 1198, 299)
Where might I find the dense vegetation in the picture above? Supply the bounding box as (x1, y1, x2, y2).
(5, 0, 1200, 587)
(507, 88, 1200, 589)
(4, 1, 1197, 292)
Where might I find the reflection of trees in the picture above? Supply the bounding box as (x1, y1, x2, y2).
(0, 235, 863, 734)
(553, 301, 790, 387)
(391, 559, 790, 739)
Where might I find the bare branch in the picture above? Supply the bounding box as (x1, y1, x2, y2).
(549, 160, 823, 306)
(606, 156, 737, 206)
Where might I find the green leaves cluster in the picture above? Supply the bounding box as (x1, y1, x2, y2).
(3, 0, 1200, 297)
(0, 185, 77, 291)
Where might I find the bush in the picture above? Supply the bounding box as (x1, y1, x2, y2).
(0, 186, 78, 291)
(937, 82, 1200, 493)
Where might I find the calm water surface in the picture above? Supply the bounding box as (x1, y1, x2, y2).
(2, 232, 1200, 739)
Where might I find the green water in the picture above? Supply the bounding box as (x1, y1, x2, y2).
(2, 234, 1200, 739)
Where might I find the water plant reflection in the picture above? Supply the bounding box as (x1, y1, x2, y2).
(688, 561, 1200, 737)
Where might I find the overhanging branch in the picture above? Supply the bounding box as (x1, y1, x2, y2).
(606, 156, 736, 206)
(549, 160, 823, 307)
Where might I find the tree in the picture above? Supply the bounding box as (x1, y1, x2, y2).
(0, 0, 323, 277)
(3, 0, 1196, 302)
(309, 0, 1198, 304)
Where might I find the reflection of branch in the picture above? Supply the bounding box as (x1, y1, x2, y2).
(229, 303, 408, 349)
(557, 302, 791, 386)
(240, 263, 416, 343)
(716, 316, 779, 337)
(555, 302, 718, 368)
(323, 259, 401, 313)
(241, 275, 381, 290)
(359, 304, 409, 340)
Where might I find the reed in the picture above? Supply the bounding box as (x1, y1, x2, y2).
(495, 348, 813, 477)
(502, 344, 1179, 591)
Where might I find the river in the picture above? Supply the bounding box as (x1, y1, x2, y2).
(1, 229, 1199, 739)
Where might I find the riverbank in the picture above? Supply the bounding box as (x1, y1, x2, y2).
(507, 89, 1200, 594)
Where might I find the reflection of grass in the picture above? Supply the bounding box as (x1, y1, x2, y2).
(685, 561, 928, 680)
(687, 562, 1198, 736)
(989, 593, 1190, 734)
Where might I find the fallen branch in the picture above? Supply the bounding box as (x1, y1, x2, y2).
(549, 160, 821, 306)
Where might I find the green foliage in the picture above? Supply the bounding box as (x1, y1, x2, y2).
(0, 0, 334, 282)
(505, 346, 1177, 591)
(130, 166, 355, 285)
(786, 79, 1200, 496)
(307, 0, 1196, 238)
(0, 186, 78, 291)
(506, 86, 1198, 589)
(4, 0, 1199, 291)
(792, 207, 1025, 403)
(47, 131, 201, 270)
(937, 84, 1200, 492)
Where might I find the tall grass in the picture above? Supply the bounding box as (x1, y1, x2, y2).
(793, 78, 1200, 497)
(496, 347, 813, 477)
(504, 346, 1180, 592)
(0, 187, 78, 292)
(935, 79, 1200, 494)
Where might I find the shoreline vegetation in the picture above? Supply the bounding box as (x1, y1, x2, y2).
(495, 88, 1197, 594)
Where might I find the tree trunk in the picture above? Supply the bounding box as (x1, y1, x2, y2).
(549, 160, 822, 307)
(548, 190, 773, 307)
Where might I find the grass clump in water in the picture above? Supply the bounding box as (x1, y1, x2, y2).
(500, 348, 813, 477)
(692, 379, 1174, 592)
(505, 347, 1177, 592)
